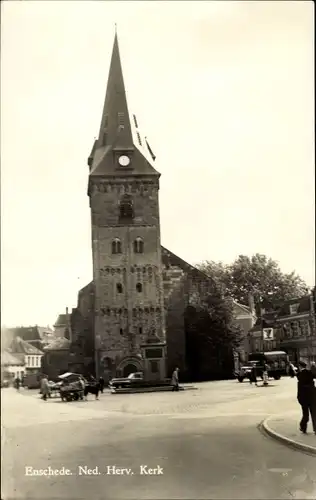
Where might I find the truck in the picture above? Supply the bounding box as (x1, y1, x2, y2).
(236, 351, 289, 382)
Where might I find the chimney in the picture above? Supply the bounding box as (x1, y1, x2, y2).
(248, 293, 255, 315)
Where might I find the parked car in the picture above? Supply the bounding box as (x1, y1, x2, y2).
(235, 361, 262, 383)
(109, 372, 144, 391)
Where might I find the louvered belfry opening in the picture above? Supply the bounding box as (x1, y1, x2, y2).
(119, 194, 134, 223)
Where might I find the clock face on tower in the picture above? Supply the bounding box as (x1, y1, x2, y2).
(118, 155, 131, 167)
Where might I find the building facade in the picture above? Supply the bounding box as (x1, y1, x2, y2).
(248, 293, 316, 364)
(1, 350, 25, 382)
(8, 337, 43, 374)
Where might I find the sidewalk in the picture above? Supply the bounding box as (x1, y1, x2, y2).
(262, 410, 316, 456)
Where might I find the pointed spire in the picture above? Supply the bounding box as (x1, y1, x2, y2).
(88, 30, 160, 179)
(97, 30, 133, 150)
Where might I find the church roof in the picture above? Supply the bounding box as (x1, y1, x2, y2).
(88, 31, 159, 179)
(161, 247, 214, 286)
(43, 337, 70, 351)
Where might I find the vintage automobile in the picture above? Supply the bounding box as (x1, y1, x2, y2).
(1, 379, 10, 388)
(109, 372, 172, 393)
(235, 361, 262, 383)
(109, 372, 144, 392)
(236, 351, 289, 382)
(58, 372, 86, 402)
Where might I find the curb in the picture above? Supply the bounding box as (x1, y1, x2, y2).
(261, 416, 316, 456)
(111, 385, 197, 394)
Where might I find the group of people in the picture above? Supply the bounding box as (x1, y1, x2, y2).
(79, 375, 105, 400)
(39, 375, 106, 401)
(248, 363, 270, 387)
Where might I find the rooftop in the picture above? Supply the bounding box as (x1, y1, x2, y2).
(9, 337, 44, 355)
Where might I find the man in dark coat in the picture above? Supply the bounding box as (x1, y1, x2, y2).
(296, 361, 316, 434)
(249, 364, 258, 386)
(99, 376, 105, 394)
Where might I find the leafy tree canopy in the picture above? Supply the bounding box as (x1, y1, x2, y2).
(197, 253, 309, 313)
(185, 287, 243, 356)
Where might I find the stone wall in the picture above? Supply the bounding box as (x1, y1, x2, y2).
(69, 282, 95, 375)
(90, 177, 166, 377)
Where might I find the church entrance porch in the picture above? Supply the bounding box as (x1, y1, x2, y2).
(123, 364, 139, 377)
(116, 356, 143, 378)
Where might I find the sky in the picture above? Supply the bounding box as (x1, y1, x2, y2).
(1, 1, 314, 328)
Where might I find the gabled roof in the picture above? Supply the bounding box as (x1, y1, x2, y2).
(277, 295, 311, 316)
(1, 350, 24, 366)
(1, 326, 53, 348)
(43, 337, 70, 351)
(233, 301, 253, 316)
(161, 247, 210, 281)
(88, 32, 159, 179)
(249, 295, 312, 332)
(10, 337, 43, 355)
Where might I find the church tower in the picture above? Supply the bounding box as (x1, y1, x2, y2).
(88, 32, 167, 381)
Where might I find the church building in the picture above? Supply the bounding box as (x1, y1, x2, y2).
(68, 32, 254, 382)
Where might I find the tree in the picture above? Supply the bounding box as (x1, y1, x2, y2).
(184, 288, 243, 381)
(197, 254, 309, 314)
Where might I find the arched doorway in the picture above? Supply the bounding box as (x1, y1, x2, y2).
(123, 364, 138, 377)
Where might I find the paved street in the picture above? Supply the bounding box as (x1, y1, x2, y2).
(2, 378, 316, 499)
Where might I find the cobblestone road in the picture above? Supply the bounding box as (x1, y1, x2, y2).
(2, 378, 316, 500)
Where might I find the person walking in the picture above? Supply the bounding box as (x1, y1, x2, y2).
(40, 375, 50, 401)
(289, 362, 297, 378)
(296, 361, 316, 434)
(99, 376, 105, 394)
(263, 363, 269, 386)
(249, 364, 258, 386)
(171, 367, 180, 391)
(15, 377, 21, 391)
(79, 376, 85, 401)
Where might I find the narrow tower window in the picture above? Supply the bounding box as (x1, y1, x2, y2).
(119, 195, 134, 222)
(116, 283, 123, 294)
(119, 328, 123, 335)
(134, 237, 144, 254)
(136, 283, 143, 293)
(111, 238, 122, 254)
